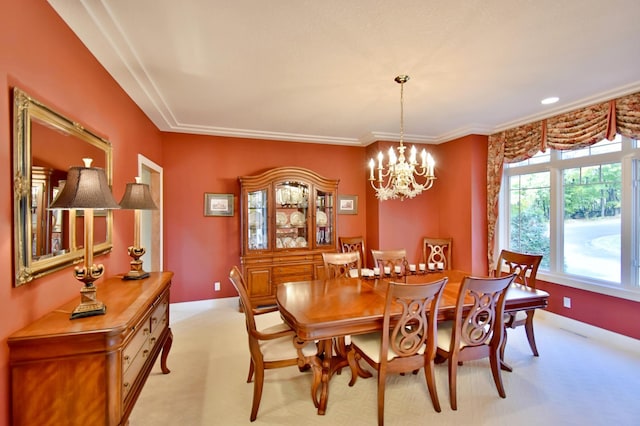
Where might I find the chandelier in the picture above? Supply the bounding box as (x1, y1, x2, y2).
(368, 75, 436, 200)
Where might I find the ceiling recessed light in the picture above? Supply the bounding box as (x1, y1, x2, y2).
(541, 96, 559, 105)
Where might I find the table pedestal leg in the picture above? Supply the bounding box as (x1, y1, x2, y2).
(310, 338, 373, 415)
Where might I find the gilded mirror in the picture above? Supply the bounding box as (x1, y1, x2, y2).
(12, 88, 113, 286)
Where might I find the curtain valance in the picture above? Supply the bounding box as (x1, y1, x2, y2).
(487, 91, 640, 271)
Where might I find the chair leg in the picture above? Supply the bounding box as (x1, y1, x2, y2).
(246, 358, 255, 383)
(250, 366, 264, 421)
(424, 361, 441, 413)
(448, 355, 458, 410)
(525, 311, 539, 356)
(377, 369, 387, 426)
(490, 349, 506, 398)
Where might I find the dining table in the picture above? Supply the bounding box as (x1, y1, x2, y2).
(276, 269, 550, 415)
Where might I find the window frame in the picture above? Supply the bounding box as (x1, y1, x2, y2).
(498, 136, 640, 302)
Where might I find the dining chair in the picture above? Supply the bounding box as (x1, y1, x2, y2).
(339, 236, 367, 268)
(371, 249, 409, 276)
(347, 278, 448, 425)
(229, 266, 320, 421)
(322, 251, 362, 278)
(422, 237, 452, 270)
(494, 249, 543, 356)
(321, 251, 362, 368)
(435, 273, 517, 410)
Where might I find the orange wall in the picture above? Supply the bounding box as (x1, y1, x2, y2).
(0, 1, 163, 424)
(366, 136, 488, 274)
(161, 133, 368, 302)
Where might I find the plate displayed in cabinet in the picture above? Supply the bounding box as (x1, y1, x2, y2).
(316, 210, 328, 226)
(276, 212, 288, 226)
(290, 211, 305, 226)
(295, 237, 307, 247)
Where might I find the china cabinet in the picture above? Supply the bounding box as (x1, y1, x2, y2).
(239, 167, 339, 307)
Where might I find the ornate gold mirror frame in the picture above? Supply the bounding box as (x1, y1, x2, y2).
(12, 88, 113, 286)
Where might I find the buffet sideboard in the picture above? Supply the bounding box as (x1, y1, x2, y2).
(8, 271, 173, 426)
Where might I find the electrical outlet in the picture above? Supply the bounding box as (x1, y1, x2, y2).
(214, 281, 221, 291)
(563, 297, 571, 308)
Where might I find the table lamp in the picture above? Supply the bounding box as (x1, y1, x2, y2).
(49, 158, 120, 319)
(118, 177, 158, 280)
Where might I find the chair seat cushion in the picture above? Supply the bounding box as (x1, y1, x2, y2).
(260, 333, 317, 362)
(351, 331, 426, 363)
(259, 321, 291, 335)
(436, 320, 454, 352)
(512, 310, 528, 322)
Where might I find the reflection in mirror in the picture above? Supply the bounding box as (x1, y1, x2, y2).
(12, 88, 113, 286)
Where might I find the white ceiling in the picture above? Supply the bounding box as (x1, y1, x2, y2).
(48, 0, 640, 146)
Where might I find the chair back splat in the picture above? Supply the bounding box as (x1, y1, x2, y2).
(371, 249, 409, 277)
(494, 249, 543, 356)
(422, 237, 452, 270)
(339, 236, 367, 268)
(323, 251, 362, 279)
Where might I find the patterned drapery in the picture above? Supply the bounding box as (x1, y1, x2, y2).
(486, 91, 640, 272)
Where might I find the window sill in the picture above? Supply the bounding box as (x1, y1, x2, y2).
(538, 271, 640, 302)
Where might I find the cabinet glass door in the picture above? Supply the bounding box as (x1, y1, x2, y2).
(315, 189, 334, 247)
(275, 181, 309, 249)
(247, 189, 268, 250)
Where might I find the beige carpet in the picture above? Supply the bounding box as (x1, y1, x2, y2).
(129, 298, 640, 425)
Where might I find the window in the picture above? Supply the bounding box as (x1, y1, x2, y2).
(501, 136, 639, 297)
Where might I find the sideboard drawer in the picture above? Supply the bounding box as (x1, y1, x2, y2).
(122, 323, 150, 374)
(149, 296, 169, 346)
(122, 343, 150, 400)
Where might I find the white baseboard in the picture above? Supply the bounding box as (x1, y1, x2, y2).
(537, 310, 640, 354)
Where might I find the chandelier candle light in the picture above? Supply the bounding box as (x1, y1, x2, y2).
(118, 177, 158, 280)
(49, 158, 120, 319)
(369, 75, 436, 200)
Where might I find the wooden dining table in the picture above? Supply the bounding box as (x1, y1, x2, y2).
(276, 269, 550, 415)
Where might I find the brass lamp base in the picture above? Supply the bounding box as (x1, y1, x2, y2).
(123, 269, 150, 280)
(70, 283, 107, 320)
(122, 246, 149, 280)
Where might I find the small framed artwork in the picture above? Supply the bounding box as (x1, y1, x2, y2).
(204, 193, 234, 217)
(338, 195, 358, 215)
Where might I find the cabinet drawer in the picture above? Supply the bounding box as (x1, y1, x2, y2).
(273, 264, 313, 277)
(122, 323, 150, 374)
(122, 343, 151, 400)
(149, 303, 168, 347)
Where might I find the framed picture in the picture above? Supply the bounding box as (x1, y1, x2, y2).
(204, 193, 234, 217)
(338, 195, 358, 215)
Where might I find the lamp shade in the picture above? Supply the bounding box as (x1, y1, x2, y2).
(49, 161, 120, 210)
(118, 182, 158, 210)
